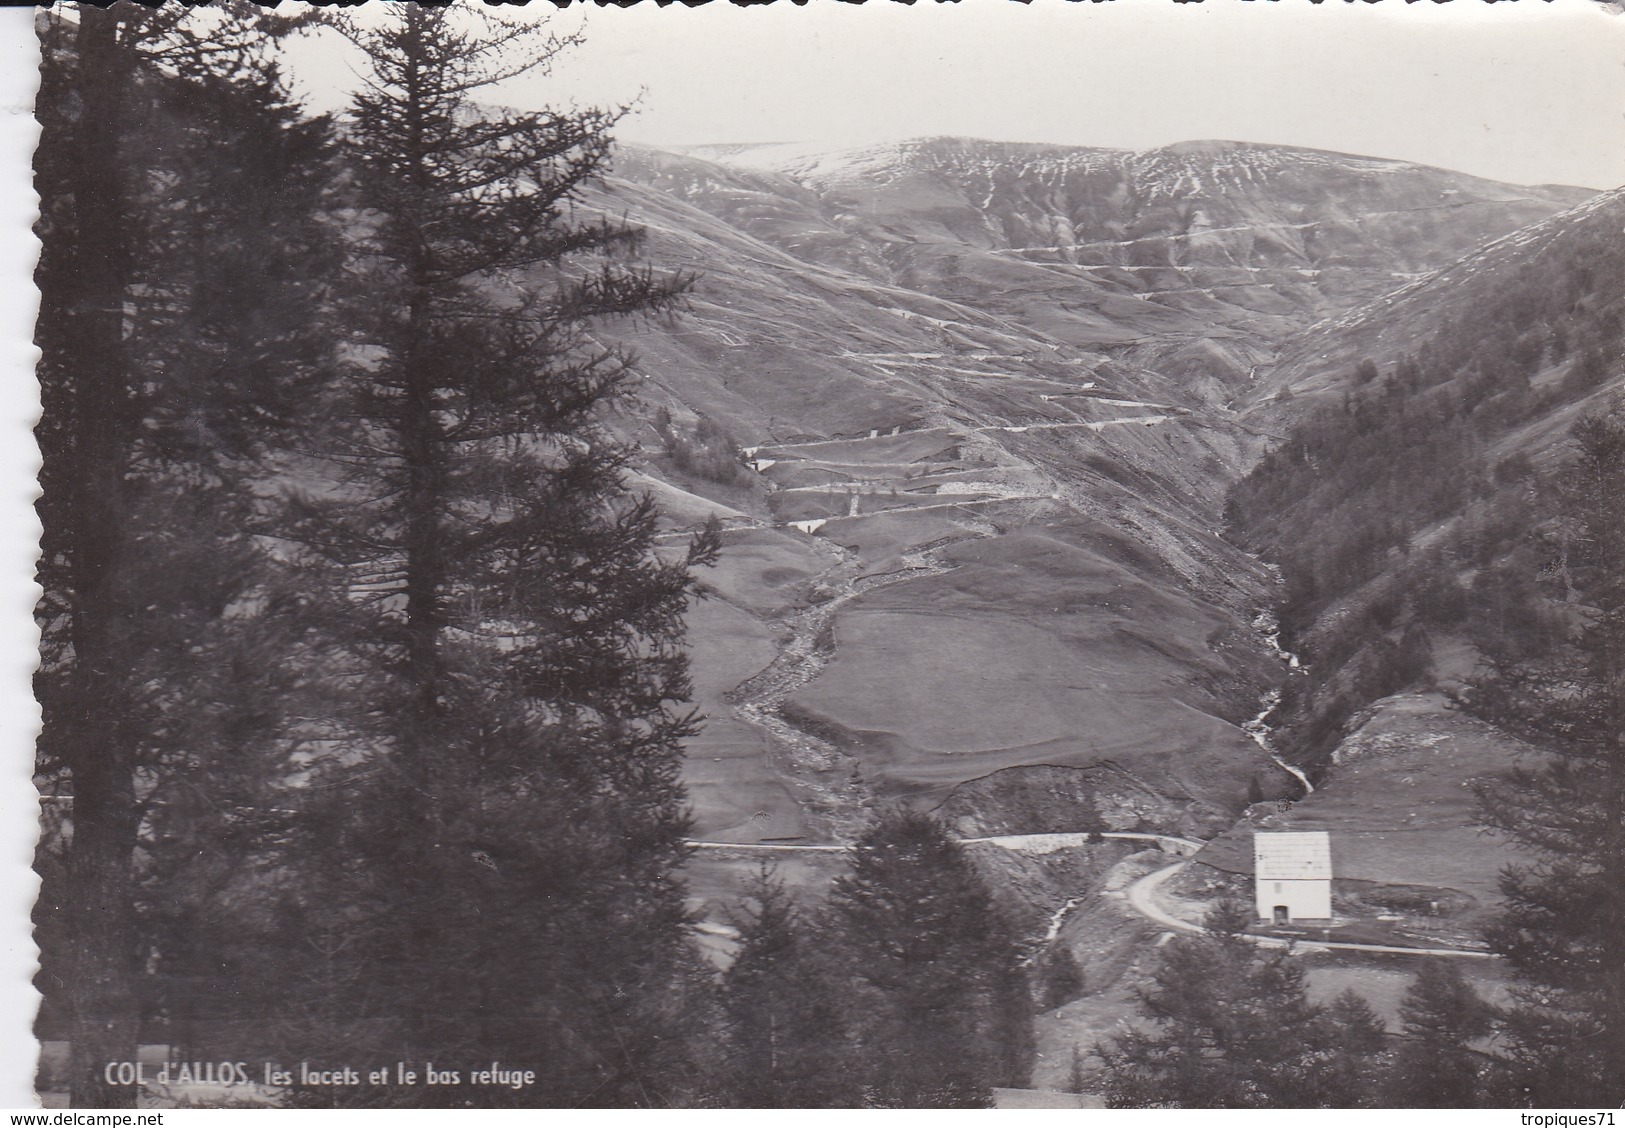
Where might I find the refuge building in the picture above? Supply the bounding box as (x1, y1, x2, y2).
(1253, 830, 1332, 923)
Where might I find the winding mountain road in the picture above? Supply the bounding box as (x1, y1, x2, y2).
(1124, 859, 1202, 933)
(1123, 860, 1497, 959)
(682, 419, 1489, 962)
(691, 833, 1496, 960)
(688, 829, 1203, 856)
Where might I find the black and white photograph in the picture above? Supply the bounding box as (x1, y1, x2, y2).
(11, 0, 1625, 1111)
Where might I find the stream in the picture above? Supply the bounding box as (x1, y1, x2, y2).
(725, 539, 964, 839)
(1247, 609, 1314, 796)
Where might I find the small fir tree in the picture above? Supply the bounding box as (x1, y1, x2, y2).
(719, 867, 860, 1107)
(1387, 962, 1495, 1107)
(1317, 988, 1390, 1106)
(824, 808, 1033, 1108)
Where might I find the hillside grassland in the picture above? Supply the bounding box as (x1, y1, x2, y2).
(1196, 693, 1537, 928)
(675, 524, 847, 839)
(787, 524, 1271, 823)
(694, 526, 837, 615)
(678, 593, 797, 841)
(594, 140, 1610, 985)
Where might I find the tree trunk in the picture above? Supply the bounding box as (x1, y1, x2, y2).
(58, 7, 141, 1109)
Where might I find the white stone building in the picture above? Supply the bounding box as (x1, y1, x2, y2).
(1253, 831, 1332, 923)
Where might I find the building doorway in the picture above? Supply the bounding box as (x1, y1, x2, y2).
(1272, 905, 1290, 925)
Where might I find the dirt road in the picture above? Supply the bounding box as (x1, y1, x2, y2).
(1121, 860, 1497, 959)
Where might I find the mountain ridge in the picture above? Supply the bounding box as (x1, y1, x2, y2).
(614, 136, 1592, 394)
(673, 134, 1598, 194)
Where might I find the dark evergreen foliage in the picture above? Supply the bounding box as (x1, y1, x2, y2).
(32, 4, 332, 1105)
(33, 1, 726, 1108)
(823, 809, 1033, 1108)
(718, 867, 860, 1107)
(1319, 988, 1390, 1106)
(262, 7, 717, 1106)
(1100, 898, 1384, 1108)
(1387, 962, 1496, 1108)
(668, 415, 750, 486)
(1468, 409, 1625, 1107)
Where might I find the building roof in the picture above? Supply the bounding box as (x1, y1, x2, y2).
(1253, 831, 1332, 881)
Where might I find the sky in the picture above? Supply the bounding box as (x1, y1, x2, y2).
(283, 0, 1625, 190)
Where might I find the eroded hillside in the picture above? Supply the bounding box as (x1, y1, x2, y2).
(576, 137, 1597, 871)
(1207, 188, 1625, 959)
(1229, 187, 1625, 769)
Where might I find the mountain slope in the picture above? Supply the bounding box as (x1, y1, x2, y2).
(1212, 188, 1625, 941)
(576, 137, 1598, 855)
(672, 137, 1590, 382)
(1245, 185, 1625, 418)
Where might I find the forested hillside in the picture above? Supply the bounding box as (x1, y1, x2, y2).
(1227, 189, 1625, 772)
(1218, 188, 1625, 1107)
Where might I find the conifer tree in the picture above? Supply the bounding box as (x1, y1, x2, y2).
(719, 867, 859, 1107)
(824, 809, 1032, 1107)
(1318, 988, 1389, 1107)
(1387, 962, 1495, 1107)
(32, 3, 329, 1104)
(274, 6, 716, 1106)
(1469, 408, 1625, 1106)
(1099, 899, 1254, 1107)
(1100, 897, 1376, 1108)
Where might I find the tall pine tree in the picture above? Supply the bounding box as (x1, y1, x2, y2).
(32, 3, 330, 1105)
(272, 7, 716, 1106)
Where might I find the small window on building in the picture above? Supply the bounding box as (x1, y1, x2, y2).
(1274, 882, 1283, 894)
